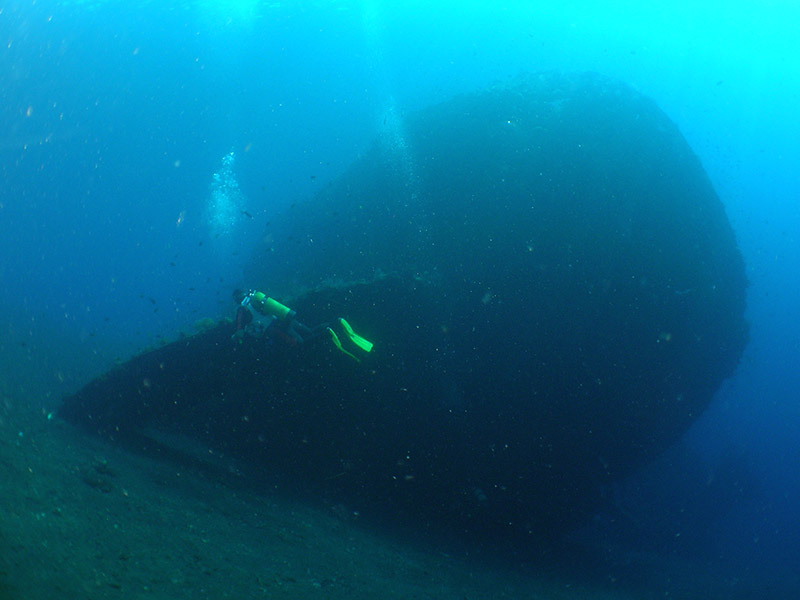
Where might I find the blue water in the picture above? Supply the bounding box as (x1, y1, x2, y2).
(2, 0, 798, 590)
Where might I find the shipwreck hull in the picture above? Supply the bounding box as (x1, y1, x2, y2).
(61, 73, 747, 541)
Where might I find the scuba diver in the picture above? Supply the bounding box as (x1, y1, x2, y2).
(232, 289, 373, 362)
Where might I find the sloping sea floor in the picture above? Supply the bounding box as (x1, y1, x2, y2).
(0, 392, 789, 600)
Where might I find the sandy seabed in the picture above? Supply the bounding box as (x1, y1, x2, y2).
(0, 394, 779, 600)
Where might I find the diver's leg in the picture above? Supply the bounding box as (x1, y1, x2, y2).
(285, 320, 308, 344)
(298, 322, 331, 342)
(288, 319, 332, 344)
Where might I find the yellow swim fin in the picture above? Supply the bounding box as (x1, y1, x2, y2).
(338, 318, 373, 353)
(327, 327, 359, 362)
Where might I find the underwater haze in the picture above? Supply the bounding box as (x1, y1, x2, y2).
(2, 0, 799, 598)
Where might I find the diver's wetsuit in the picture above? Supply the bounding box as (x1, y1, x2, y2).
(236, 292, 319, 346)
(234, 291, 372, 361)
